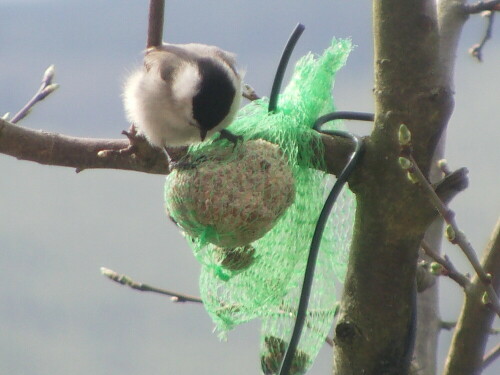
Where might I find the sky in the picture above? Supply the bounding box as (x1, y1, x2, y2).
(0, 1, 499, 375)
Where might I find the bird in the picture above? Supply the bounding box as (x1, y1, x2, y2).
(123, 43, 243, 149)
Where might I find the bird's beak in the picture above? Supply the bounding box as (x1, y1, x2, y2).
(200, 128, 208, 141)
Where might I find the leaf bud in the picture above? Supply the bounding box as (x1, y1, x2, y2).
(398, 124, 412, 146)
(42, 64, 56, 85)
(40, 83, 60, 98)
(398, 157, 412, 170)
(430, 262, 443, 275)
(406, 171, 419, 184)
(445, 225, 456, 242)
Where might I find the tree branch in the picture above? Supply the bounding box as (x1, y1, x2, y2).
(432, 166, 469, 203)
(0, 118, 171, 174)
(464, 0, 500, 14)
(147, 0, 165, 48)
(100, 267, 202, 303)
(0, 117, 365, 180)
(443, 217, 500, 375)
(438, 0, 469, 85)
(482, 343, 500, 370)
(469, 10, 495, 61)
(401, 148, 500, 317)
(421, 240, 472, 290)
(9, 65, 59, 124)
(439, 320, 499, 334)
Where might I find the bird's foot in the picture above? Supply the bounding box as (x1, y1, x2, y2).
(165, 147, 207, 171)
(213, 129, 243, 150)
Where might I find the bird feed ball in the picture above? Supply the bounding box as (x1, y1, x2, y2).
(165, 139, 295, 247)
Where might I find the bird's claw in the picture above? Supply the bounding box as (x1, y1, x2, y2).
(214, 129, 243, 150)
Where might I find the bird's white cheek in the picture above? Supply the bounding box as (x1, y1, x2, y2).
(172, 63, 200, 103)
(123, 69, 200, 148)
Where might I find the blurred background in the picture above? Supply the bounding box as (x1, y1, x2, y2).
(0, 1, 498, 374)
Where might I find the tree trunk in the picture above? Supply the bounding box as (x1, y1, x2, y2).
(332, 1, 454, 373)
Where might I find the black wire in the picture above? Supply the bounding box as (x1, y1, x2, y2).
(315, 111, 374, 123)
(278, 112, 373, 375)
(268, 23, 305, 113)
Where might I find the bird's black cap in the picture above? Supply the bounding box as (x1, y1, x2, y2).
(192, 58, 236, 136)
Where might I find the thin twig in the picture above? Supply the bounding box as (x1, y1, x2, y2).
(10, 65, 59, 124)
(100, 267, 202, 303)
(147, 0, 165, 48)
(440, 320, 499, 334)
(469, 11, 496, 62)
(443, 218, 500, 375)
(421, 240, 471, 290)
(482, 343, 500, 369)
(100, 266, 338, 347)
(464, 0, 500, 14)
(398, 125, 500, 317)
(432, 166, 469, 203)
(440, 321, 457, 330)
(410, 155, 500, 317)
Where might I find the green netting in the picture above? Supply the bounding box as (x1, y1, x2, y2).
(164, 38, 355, 374)
(259, 185, 355, 375)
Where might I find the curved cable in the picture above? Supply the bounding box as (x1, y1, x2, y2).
(278, 112, 373, 375)
(268, 23, 305, 113)
(315, 111, 374, 123)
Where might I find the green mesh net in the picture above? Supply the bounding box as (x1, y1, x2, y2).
(164, 38, 354, 374)
(260, 187, 354, 374)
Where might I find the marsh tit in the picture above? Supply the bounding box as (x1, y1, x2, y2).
(123, 43, 242, 148)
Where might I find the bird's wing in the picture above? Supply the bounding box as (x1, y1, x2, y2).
(144, 47, 183, 84)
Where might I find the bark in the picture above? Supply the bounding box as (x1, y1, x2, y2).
(0, 118, 355, 177)
(333, 1, 454, 374)
(437, 1, 500, 373)
(414, 136, 446, 375)
(414, 218, 442, 375)
(0, 118, 170, 174)
(443, 218, 500, 375)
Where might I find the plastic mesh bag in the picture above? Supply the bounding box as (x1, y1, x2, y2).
(164, 38, 354, 369)
(259, 185, 355, 375)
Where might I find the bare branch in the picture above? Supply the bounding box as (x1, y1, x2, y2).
(440, 320, 457, 330)
(10, 65, 59, 124)
(0, 118, 171, 174)
(443, 218, 500, 375)
(421, 240, 471, 290)
(399, 132, 500, 317)
(464, 0, 500, 13)
(432, 166, 469, 204)
(440, 321, 499, 335)
(100, 267, 202, 303)
(147, 0, 165, 48)
(469, 11, 495, 61)
(100, 267, 338, 348)
(0, 117, 360, 179)
(482, 343, 500, 370)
